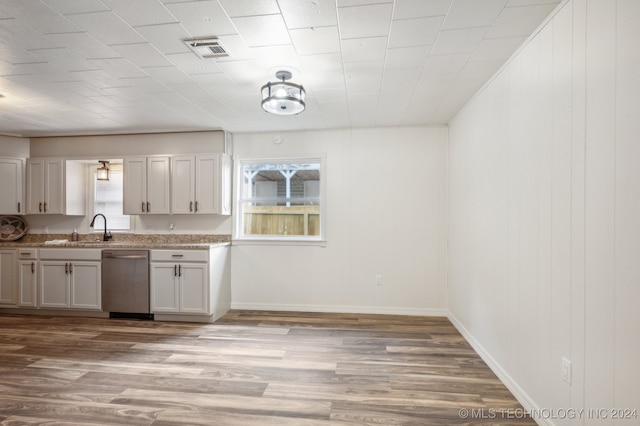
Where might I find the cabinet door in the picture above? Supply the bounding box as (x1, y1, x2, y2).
(171, 156, 195, 214)
(69, 262, 101, 310)
(26, 159, 44, 214)
(150, 263, 179, 312)
(40, 261, 70, 308)
(44, 158, 63, 214)
(194, 155, 217, 214)
(0, 158, 24, 215)
(124, 157, 147, 214)
(180, 263, 209, 314)
(18, 260, 37, 308)
(0, 250, 17, 306)
(147, 157, 171, 214)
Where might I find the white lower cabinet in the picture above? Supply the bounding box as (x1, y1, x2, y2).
(38, 249, 101, 310)
(0, 249, 18, 306)
(151, 250, 209, 315)
(18, 261, 37, 307)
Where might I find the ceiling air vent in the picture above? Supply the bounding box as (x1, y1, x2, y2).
(184, 38, 229, 59)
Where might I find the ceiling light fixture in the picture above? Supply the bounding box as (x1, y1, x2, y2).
(261, 70, 306, 116)
(97, 161, 110, 181)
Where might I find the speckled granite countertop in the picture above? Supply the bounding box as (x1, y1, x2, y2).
(0, 234, 231, 249)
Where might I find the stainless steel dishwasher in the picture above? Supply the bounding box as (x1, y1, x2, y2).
(102, 250, 153, 320)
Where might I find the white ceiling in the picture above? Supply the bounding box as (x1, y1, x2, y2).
(0, 0, 561, 137)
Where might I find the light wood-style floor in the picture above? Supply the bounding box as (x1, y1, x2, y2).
(0, 311, 535, 425)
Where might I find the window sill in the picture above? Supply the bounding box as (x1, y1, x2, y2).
(232, 238, 326, 247)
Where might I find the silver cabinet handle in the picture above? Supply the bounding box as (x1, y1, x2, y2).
(174, 265, 177, 277)
(69, 263, 73, 274)
(147, 202, 150, 212)
(31, 262, 35, 273)
(39, 202, 43, 212)
(195, 201, 198, 212)
(17, 202, 21, 213)
(190, 201, 193, 212)
(141, 201, 145, 212)
(65, 263, 69, 274)
(43, 202, 47, 213)
(178, 265, 182, 277)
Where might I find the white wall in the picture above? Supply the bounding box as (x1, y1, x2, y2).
(231, 127, 448, 315)
(0, 135, 30, 157)
(447, 0, 639, 424)
(25, 131, 231, 235)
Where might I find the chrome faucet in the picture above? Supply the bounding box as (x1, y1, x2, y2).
(89, 213, 112, 241)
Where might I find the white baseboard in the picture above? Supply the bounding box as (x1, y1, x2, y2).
(230, 302, 447, 317)
(447, 312, 552, 426)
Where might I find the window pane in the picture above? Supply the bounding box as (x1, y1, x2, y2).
(95, 170, 130, 231)
(240, 160, 322, 238)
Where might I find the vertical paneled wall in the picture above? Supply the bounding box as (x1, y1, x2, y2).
(448, 0, 639, 423)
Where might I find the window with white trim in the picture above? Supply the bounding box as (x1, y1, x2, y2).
(236, 158, 324, 241)
(93, 163, 131, 232)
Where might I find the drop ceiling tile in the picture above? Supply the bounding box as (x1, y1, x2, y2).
(65, 11, 145, 45)
(217, 0, 280, 17)
(0, 40, 50, 65)
(338, 0, 392, 6)
(42, 0, 109, 15)
(109, 43, 173, 68)
(214, 35, 253, 61)
(0, 1, 81, 35)
(87, 57, 149, 80)
(441, 0, 508, 30)
(338, 3, 393, 39)
(392, 0, 452, 19)
(216, 59, 270, 92)
(344, 61, 383, 93)
(46, 33, 120, 60)
(101, 0, 177, 27)
(118, 77, 172, 94)
(165, 52, 223, 75)
(299, 53, 345, 90)
(163, 1, 237, 38)
(249, 45, 303, 73)
(388, 16, 443, 48)
(134, 23, 192, 55)
(310, 88, 347, 102)
(26, 47, 97, 72)
(431, 27, 488, 55)
(290, 26, 340, 56)
(347, 92, 378, 127)
(232, 14, 291, 47)
(485, 4, 558, 38)
(506, 0, 559, 6)
(341, 37, 387, 62)
(384, 46, 430, 69)
(278, 0, 338, 29)
(0, 16, 65, 50)
(469, 36, 526, 62)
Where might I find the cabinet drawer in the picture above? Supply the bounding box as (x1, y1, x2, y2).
(17, 248, 37, 260)
(151, 250, 208, 262)
(39, 248, 102, 261)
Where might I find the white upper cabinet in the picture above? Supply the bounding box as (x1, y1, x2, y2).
(25, 158, 85, 215)
(123, 156, 171, 215)
(0, 158, 24, 215)
(171, 154, 231, 215)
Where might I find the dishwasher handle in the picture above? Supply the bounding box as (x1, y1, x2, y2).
(103, 251, 149, 260)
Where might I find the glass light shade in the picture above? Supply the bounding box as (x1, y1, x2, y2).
(261, 81, 306, 115)
(97, 161, 110, 181)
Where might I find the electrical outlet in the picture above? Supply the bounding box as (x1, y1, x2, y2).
(375, 274, 382, 286)
(561, 357, 572, 384)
